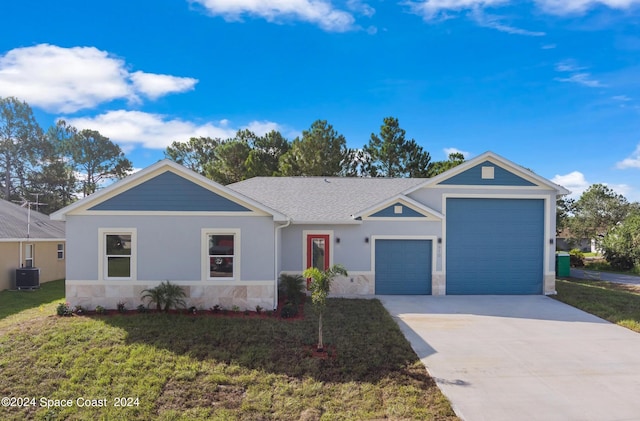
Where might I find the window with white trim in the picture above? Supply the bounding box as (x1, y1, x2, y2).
(57, 243, 65, 260)
(104, 232, 134, 279)
(25, 244, 34, 267)
(208, 234, 235, 279)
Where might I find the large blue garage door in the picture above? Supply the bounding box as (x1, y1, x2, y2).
(446, 198, 544, 294)
(375, 239, 432, 294)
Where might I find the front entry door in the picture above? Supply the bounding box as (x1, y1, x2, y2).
(306, 234, 330, 287)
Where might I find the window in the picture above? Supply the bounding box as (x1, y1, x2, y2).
(25, 244, 34, 268)
(100, 231, 135, 280)
(208, 234, 235, 279)
(57, 243, 64, 260)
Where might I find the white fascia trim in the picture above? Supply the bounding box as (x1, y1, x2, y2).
(69, 210, 262, 217)
(291, 220, 362, 225)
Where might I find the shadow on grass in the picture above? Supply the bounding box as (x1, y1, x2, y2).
(0, 279, 65, 320)
(97, 298, 434, 385)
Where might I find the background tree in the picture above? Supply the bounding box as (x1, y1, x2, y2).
(555, 197, 574, 236)
(601, 210, 640, 271)
(206, 139, 251, 185)
(164, 136, 220, 176)
(245, 130, 290, 177)
(279, 120, 353, 176)
(25, 157, 77, 214)
(58, 124, 132, 196)
(361, 117, 432, 177)
(568, 184, 630, 246)
(0, 97, 45, 200)
(427, 152, 465, 177)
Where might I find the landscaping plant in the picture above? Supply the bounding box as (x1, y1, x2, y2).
(303, 264, 348, 351)
(278, 273, 305, 304)
(140, 280, 187, 311)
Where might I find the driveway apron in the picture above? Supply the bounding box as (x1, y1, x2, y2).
(379, 295, 640, 421)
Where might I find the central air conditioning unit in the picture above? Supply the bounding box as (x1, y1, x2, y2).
(15, 267, 40, 290)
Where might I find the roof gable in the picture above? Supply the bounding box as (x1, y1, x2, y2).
(354, 195, 444, 221)
(51, 160, 287, 221)
(89, 171, 251, 212)
(438, 160, 537, 187)
(404, 151, 570, 195)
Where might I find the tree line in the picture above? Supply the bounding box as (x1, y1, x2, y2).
(1, 97, 465, 214)
(557, 185, 640, 271)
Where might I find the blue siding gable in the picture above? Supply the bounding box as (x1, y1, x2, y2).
(438, 161, 537, 186)
(370, 202, 425, 218)
(89, 171, 252, 212)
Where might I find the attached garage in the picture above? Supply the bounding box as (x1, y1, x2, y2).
(375, 239, 432, 294)
(446, 198, 544, 294)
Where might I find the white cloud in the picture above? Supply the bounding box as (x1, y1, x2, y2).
(554, 73, 606, 87)
(552, 171, 589, 198)
(347, 0, 376, 17)
(405, 0, 640, 21)
(64, 110, 237, 149)
(443, 147, 471, 158)
(129, 71, 197, 100)
(534, 0, 640, 15)
(63, 110, 286, 150)
(555, 60, 587, 72)
(0, 44, 198, 113)
(541, 43, 557, 49)
(612, 95, 632, 101)
(469, 7, 545, 36)
(190, 0, 356, 32)
(616, 144, 640, 169)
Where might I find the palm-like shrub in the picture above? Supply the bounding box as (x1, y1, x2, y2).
(141, 281, 187, 312)
(278, 274, 305, 304)
(302, 264, 347, 351)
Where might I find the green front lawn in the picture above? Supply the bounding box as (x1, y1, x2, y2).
(0, 279, 65, 321)
(553, 278, 640, 333)
(0, 289, 456, 420)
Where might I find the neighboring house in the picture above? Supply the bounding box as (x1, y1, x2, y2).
(0, 199, 66, 290)
(556, 229, 594, 253)
(51, 151, 569, 311)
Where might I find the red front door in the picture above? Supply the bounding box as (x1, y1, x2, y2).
(306, 234, 330, 287)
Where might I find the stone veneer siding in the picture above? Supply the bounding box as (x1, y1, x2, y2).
(66, 282, 275, 311)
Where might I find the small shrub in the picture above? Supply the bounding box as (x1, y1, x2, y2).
(117, 301, 127, 313)
(141, 280, 187, 312)
(188, 306, 198, 314)
(232, 305, 240, 313)
(280, 302, 298, 318)
(73, 305, 84, 315)
(137, 304, 148, 313)
(210, 304, 221, 314)
(569, 249, 585, 267)
(278, 274, 305, 304)
(95, 305, 106, 315)
(255, 305, 263, 314)
(56, 302, 72, 317)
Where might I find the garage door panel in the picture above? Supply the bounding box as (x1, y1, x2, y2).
(446, 198, 544, 295)
(375, 240, 432, 295)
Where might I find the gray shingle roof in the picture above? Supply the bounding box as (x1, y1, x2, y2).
(0, 200, 65, 239)
(228, 177, 427, 222)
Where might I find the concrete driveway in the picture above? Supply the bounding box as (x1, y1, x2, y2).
(379, 295, 640, 421)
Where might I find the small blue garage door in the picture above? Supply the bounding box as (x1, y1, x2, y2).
(446, 198, 544, 294)
(375, 239, 432, 294)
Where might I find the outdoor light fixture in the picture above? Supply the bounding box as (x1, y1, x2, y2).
(336, 237, 340, 244)
(365, 237, 369, 243)
(437, 238, 442, 244)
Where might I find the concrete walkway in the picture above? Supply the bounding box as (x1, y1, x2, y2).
(570, 268, 640, 286)
(380, 295, 640, 421)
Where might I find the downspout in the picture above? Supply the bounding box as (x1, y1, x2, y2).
(274, 218, 292, 310)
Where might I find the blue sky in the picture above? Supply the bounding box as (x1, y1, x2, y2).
(1, 0, 640, 201)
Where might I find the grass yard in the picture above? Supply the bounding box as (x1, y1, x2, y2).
(553, 278, 640, 333)
(0, 283, 456, 421)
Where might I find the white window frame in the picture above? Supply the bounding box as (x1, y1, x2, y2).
(98, 228, 137, 281)
(202, 229, 240, 281)
(57, 243, 65, 260)
(25, 244, 34, 268)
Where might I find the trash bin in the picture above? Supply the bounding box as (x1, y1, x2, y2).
(556, 252, 570, 277)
